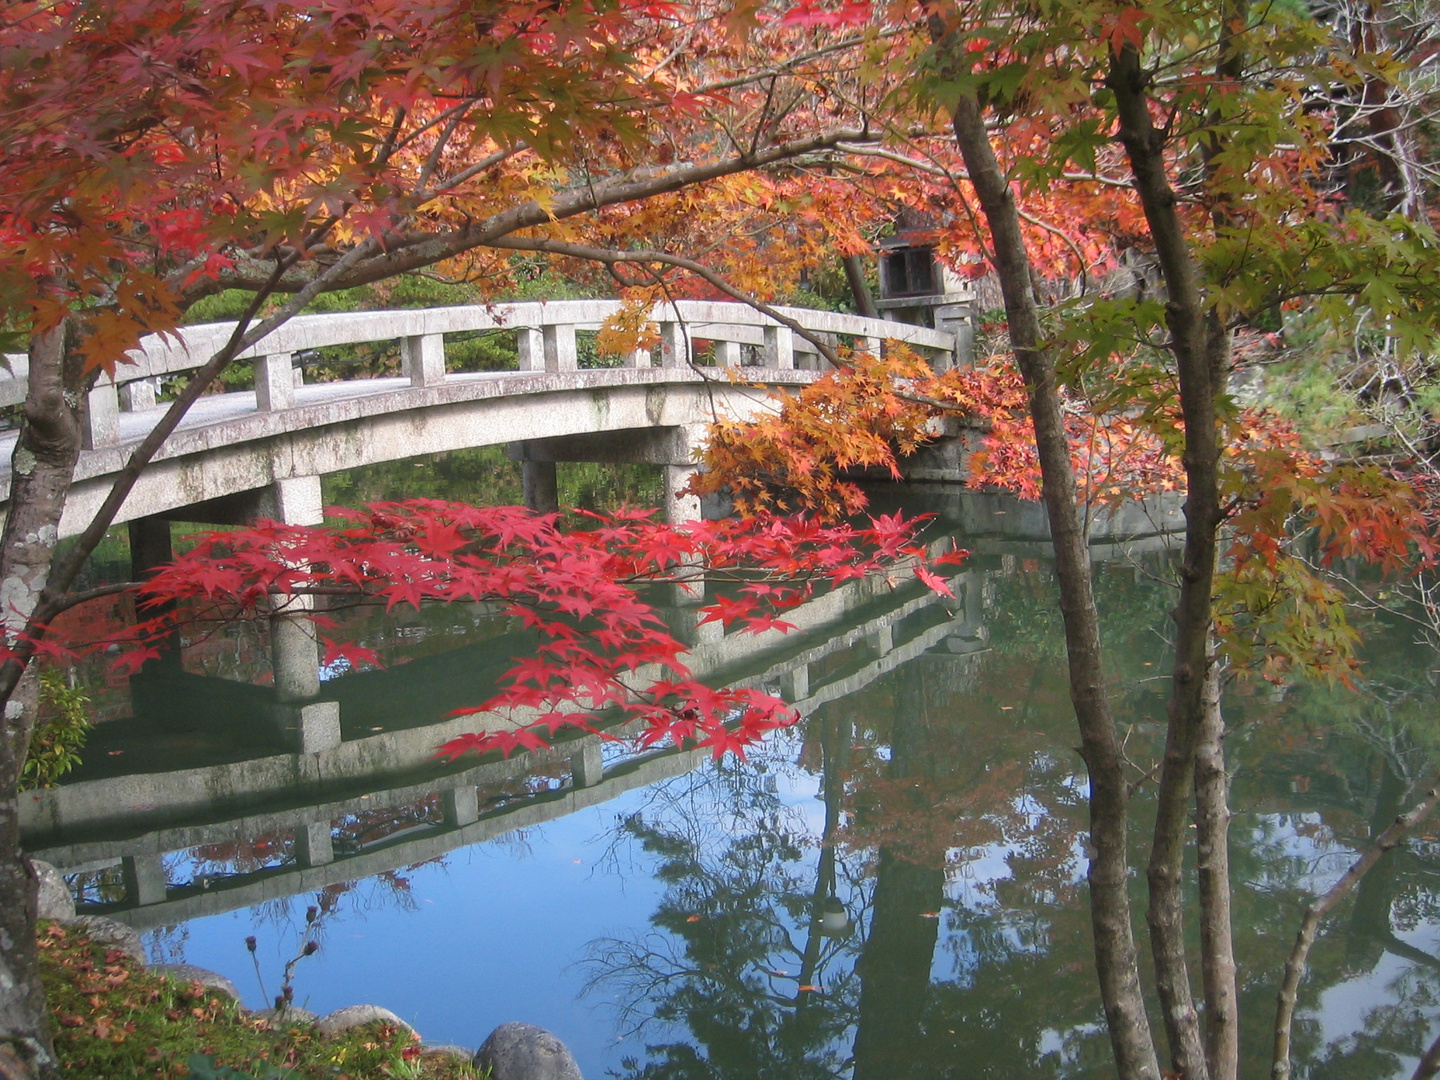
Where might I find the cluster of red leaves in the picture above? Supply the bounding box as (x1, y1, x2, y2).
(126, 501, 961, 760)
(1, 0, 664, 369)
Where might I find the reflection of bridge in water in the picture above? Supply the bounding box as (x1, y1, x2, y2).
(23, 513, 1181, 932)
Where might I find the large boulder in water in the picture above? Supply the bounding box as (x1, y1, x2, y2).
(474, 1022, 582, 1080)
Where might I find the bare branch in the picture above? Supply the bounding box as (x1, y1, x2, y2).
(484, 237, 843, 365)
(1272, 779, 1440, 1080)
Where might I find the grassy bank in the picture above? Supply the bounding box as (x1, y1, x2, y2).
(38, 923, 482, 1079)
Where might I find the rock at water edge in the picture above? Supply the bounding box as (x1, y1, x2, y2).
(151, 964, 242, 1003)
(475, 1022, 583, 1080)
(68, 915, 145, 964)
(316, 1004, 416, 1038)
(253, 1006, 318, 1028)
(30, 860, 74, 921)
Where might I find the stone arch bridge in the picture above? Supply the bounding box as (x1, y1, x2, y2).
(0, 299, 963, 540)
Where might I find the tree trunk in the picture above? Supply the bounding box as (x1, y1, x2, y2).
(949, 91, 1161, 1080)
(1110, 43, 1228, 1080)
(0, 322, 87, 1079)
(1194, 653, 1237, 1080)
(843, 253, 881, 320)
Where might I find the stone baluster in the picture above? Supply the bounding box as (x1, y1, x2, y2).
(517, 326, 545, 371)
(119, 377, 158, 412)
(781, 663, 810, 701)
(861, 335, 882, 358)
(401, 333, 446, 387)
(869, 622, 894, 655)
(570, 741, 604, 789)
(764, 324, 794, 369)
(659, 322, 688, 368)
(122, 853, 168, 906)
(82, 377, 120, 449)
(442, 786, 480, 827)
(254, 352, 295, 412)
(294, 821, 334, 867)
(544, 324, 578, 372)
(713, 340, 742, 368)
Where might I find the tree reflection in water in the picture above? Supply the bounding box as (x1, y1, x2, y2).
(582, 559, 1440, 1080)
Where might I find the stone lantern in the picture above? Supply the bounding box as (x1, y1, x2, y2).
(875, 225, 974, 367)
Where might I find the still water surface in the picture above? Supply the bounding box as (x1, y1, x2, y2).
(54, 471, 1440, 1079)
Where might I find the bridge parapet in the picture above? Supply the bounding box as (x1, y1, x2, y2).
(1, 300, 962, 425)
(0, 300, 966, 540)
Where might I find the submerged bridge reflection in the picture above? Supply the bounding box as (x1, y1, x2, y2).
(23, 508, 1179, 932)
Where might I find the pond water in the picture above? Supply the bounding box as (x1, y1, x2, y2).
(40, 458, 1440, 1080)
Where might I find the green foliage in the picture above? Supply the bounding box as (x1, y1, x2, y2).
(320, 447, 663, 525)
(40, 924, 480, 1080)
(183, 1055, 294, 1080)
(22, 670, 92, 790)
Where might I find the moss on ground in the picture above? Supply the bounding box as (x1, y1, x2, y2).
(38, 922, 482, 1080)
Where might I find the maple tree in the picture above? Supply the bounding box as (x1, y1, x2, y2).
(117, 501, 960, 760)
(5, 0, 1440, 1075)
(0, 1, 938, 1072)
(671, 2, 1440, 1079)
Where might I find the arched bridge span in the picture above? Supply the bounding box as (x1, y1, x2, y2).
(0, 300, 962, 537)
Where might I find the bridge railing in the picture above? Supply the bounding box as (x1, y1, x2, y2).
(1, 300, 964, 449)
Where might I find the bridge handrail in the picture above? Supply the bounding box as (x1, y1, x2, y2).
(0, 300, 961, 413)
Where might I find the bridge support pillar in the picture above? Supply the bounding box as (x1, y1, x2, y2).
(129, 517, 182, 674)
(522, 460, 559, 514)
(402, 334, 446, 387)
(272, 610, 341, 754)
(294, 821, 334, 867)
(442, 786, 479, 827)
(271, 609, 319, 702)
(664, 464, 701, 525)
(269, 473, 337, 754)
(270, 475, 323, 527)
(255, 353, 295, 411)
(122, 853, 168, 907)
(82, 377, 120, 449)
(129, 516, 173, 580)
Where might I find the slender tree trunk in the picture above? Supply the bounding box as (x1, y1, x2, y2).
(949, 92, 1161, 1080)
(1412, 1029, 1440, 1080)
(843, 253, 880, 320)
(1194, 652, 1237, 1080)
(1110, 43, 1228, 1080)
(0, 322, 87, 1079)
